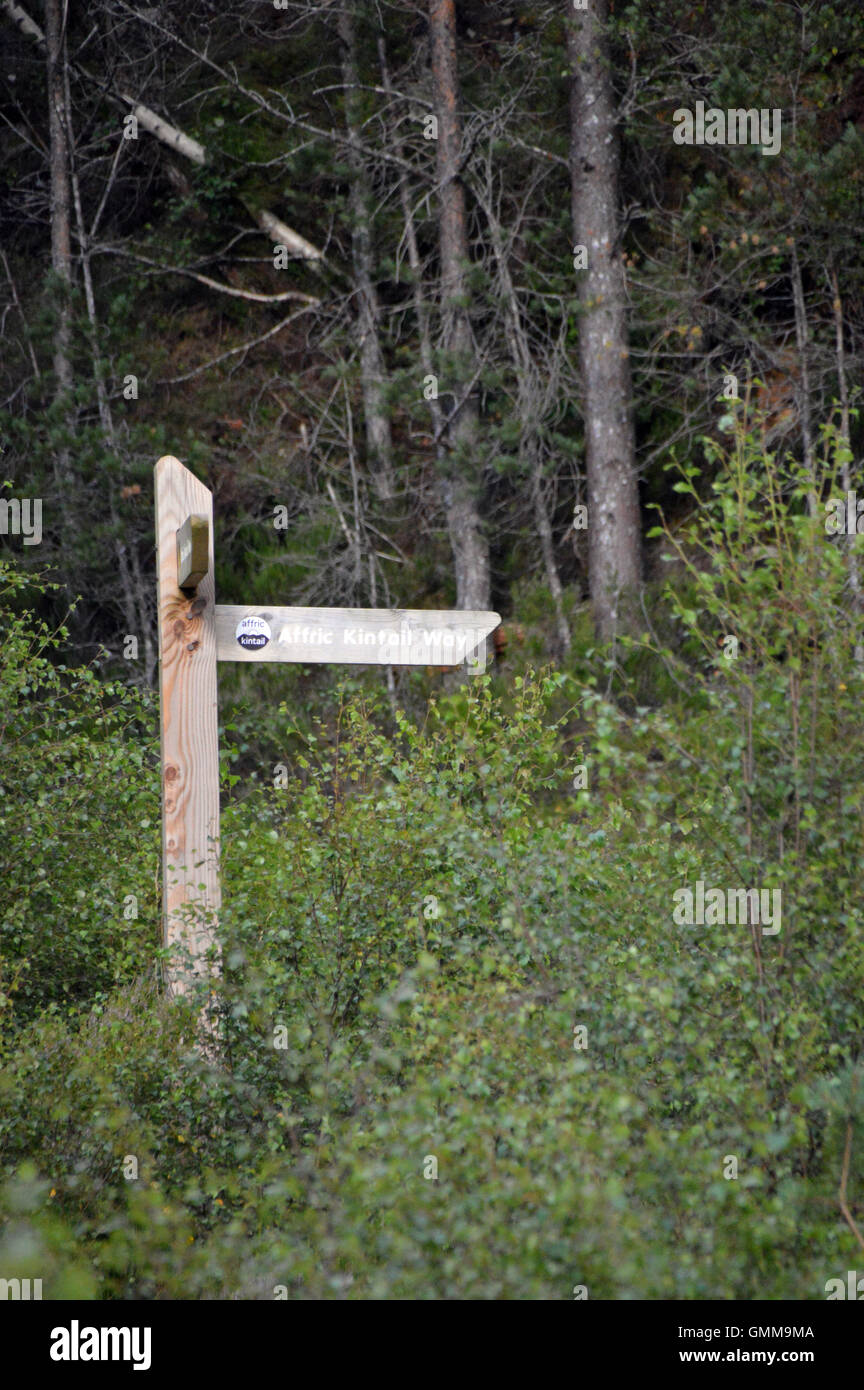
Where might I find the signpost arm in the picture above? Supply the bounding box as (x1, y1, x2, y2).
(154, 456, 220, 1008)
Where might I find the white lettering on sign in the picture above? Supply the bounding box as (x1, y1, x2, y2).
(279, 624, 334, 646)
(343, 628, 403, 646)
(236, 615, 271, 650)
(273, 624, 483, 651)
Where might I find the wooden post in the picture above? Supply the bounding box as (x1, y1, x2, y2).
(154, 456, 220, 1010)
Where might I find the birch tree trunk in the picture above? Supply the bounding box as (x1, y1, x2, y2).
(429, 0, 490, 612)
(567, 0, 641, 639)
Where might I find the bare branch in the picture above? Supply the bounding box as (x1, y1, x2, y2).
(153, 302, 319, 385)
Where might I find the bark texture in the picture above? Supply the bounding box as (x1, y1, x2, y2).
(337, 5, 396, 501)
(567, 0, 641, 639)
(429, 0, 490, 611)
(45, 0, 72, 415)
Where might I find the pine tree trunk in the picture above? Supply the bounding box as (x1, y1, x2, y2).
(567, 0, 641, 639)
(337, 6, 396, 501)
(429, 0, 490, 611)
(45, 0, 72, 479)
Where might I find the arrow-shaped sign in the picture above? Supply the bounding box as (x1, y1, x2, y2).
(215, 605, 500, 669)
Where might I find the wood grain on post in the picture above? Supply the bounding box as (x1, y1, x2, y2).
(154, 456, 220, 1007)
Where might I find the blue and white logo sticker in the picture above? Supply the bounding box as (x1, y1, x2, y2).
(235, 615, 271, 650)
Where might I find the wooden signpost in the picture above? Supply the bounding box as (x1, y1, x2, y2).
(155, 455, 500, 1008)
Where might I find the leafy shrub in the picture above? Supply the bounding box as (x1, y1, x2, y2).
(0, 561, 160, 1031)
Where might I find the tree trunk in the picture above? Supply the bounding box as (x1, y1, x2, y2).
(429, 0, 490, 611)
(337, 5, 396, 501)
(68, 101, 157, 686)
(480, 187, 571, 655)
(567, 0, 641, 640)
(829, 266, 859, 626)
(530, 452, 571, 656)
(45, 0, 72, 478)
(378, 36, 444, 447)
(791, 244, 817, 515)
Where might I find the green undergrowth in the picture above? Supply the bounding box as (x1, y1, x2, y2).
(1, 429, 862, 1297)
